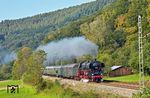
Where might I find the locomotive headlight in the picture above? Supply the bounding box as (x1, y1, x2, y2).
(85, 72, 88, 75)
(92, 74, 94, 76)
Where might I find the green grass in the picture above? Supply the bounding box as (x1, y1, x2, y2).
(0, 80, 22, 88)
(104, 74, 150, 83)
(0, 80, 123, 98)
(0, 80, 80, 98)
(0, 80, 53, 98)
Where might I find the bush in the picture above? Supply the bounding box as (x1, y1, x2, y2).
(133, 87, 150, 98)
(35, 80, 78, 98)
(36, 80, 47, 93)
(0, 64, 12, 80)
(75, 91, 99, 98)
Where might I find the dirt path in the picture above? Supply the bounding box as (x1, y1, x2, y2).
(43, 75, 139, 98)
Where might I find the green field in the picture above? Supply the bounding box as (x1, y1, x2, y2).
(0, 80, 21, 88)
(0, 80, 80, 98)
(0, 80, 122, 98)
(104, 74, 150, 83)
(0, 80, 51, 98)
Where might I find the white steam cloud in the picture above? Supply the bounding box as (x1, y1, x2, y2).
(0, 49, 16, 65)
(37, 37, 98, 65)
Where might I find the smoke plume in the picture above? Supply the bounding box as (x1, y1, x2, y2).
(0, 48, 16, 65)
(37, 37, 98, 65)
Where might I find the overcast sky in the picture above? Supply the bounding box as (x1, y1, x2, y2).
(0, 0, 95, 21)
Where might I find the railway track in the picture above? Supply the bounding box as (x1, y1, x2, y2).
(43, 75, 139, 98)
(98, 80, 139, 90)
(43, 75, 139, 90)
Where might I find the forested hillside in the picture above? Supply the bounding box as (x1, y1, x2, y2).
(0, 0, 115, 51)
(44, 0, 150, 74)
(0, 0, 150, 74)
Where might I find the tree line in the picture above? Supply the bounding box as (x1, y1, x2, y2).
(0, 0, 115, 51)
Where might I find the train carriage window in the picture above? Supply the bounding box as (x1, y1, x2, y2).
(86, 62, 90, 69)
(82, 63, 86, 70)
(78, 62, 83, 69)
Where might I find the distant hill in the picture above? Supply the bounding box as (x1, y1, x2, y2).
(0, 0, 115, 51)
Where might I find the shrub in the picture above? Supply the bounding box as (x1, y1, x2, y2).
(133, 87, 150, 98)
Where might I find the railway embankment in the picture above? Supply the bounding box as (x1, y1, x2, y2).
(43, 76, 139, 98)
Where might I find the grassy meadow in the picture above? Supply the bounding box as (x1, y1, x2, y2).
(0, 80, 122, 98)
(0, 80, 49, 98)
(104, 74, 150, 83)
(0, 80, 79, 98)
